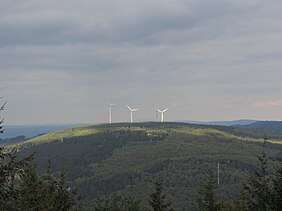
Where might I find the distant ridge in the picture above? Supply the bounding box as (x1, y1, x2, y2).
(233, 121, 282, 132)
(181, 119, 258, 126)
(1, 124, 87, 139)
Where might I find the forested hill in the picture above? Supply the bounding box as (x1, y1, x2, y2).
(12, 122, 282, 210)
(233, 121, 282, 132)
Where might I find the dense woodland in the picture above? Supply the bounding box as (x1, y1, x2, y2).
(2, 120, 282, 209)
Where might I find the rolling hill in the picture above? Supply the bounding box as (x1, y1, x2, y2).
(183, 119, 258, 126)
(233, 121, 282, 132)
(10, 122, 282, 210)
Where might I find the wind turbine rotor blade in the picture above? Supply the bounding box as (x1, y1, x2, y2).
(156, 109, 162, 113)
(132, 109, 139, 111)
(0, 101, 7, 111)
(163, 108, 169, 112)
(126, 105, 132, 111)
(156, 109, 158, 120)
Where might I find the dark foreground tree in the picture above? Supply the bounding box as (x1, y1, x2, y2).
(0, 97, 7, 134)
(243, 151, 272, 210)
(242, 151, 282, 211)
(0, 97, 81, 210)
(0, 147, 81, 210)
(197, 171, 222, 211)
(92, 191, 141, 211)
(271, 160, 282, 210)
(149, 181, 174, 211)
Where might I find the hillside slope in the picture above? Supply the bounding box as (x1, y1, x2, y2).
(14, 122, 282, 210)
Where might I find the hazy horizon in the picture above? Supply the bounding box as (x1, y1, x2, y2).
(1, 1, 282, 125)
(4, 118, 280, 127)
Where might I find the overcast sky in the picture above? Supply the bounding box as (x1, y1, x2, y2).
(1, 0, 282, 125)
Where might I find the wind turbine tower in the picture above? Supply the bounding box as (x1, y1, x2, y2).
(109, 103, 115, 124)
(156, 108, 169, 122)
(126, 105, 139, 123)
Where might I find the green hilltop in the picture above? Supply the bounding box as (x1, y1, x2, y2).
(13, 122, 282, 210)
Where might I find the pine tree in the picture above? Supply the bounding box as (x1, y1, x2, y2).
(92, 191, 141, 211)
(0, 147, 35, 210)
(149, 181, 174, 211)
(269, 159, 282, 210)
(197, 171, 221, 211)
(0, 98, 6, 134)
(0, 98, 81, 210)
(0, 148, 81, 210)
(243, 151, 272, 210)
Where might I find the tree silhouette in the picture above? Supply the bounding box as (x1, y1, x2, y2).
(0, 97, 7, 134)
(149, 181, 174, 211)
(197, 170, 222, 211)
(0, 98, 81, 210)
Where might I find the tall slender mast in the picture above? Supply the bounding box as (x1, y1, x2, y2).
(217, 162, 220, 187)
(109, 104, 114, 124)
(109, 105, 112, 124)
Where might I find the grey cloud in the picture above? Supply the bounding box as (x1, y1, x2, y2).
(0, 0, 269, 46)
(1, 0, 282, 124)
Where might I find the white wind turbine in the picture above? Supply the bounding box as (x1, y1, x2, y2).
(126, 105, 139, 123)
(108, 103, 115, 124)
(156, 108, 169, 122)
